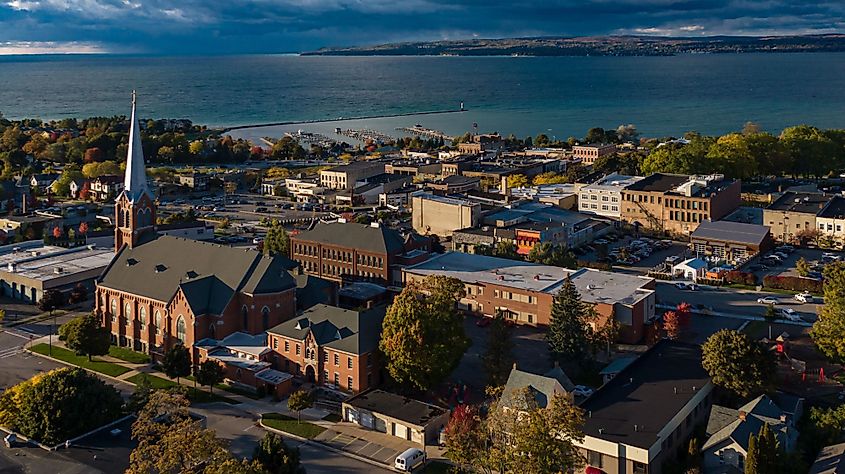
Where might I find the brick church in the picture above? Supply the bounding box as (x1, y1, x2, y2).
(95, 94, 298, 360)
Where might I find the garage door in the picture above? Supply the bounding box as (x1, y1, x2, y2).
(393, 423, 408, 440)
(361, 412, 374, 429)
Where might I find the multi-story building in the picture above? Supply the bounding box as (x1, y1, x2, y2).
(266, 304, 385, 393)
(763, 191, 831, 243)
(179, 172, 209, 191)
(95, 95, 297, 360)
(576, 173, 644, 219)
(572, 143, 617, 166)
(427, 175, 481, 194)
(577, 340, 713, 474)
(817, 195, 845, 243)
(320, 161, 385, 190)
(290, 221, 430, 286)
(403, 252, 655, 344)
(689, 220, 773, 263)
(284, 175, 326, 203)
(412, 193, 482, 237)
(457, 134, 505, 155)
(620, 173, 741, 235)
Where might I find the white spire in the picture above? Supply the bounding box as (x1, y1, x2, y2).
(124, 90, 151, 202)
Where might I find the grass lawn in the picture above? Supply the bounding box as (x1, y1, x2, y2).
(30, 343, 131, 377)
(127, 373, 240, 405)
(262, 413, 326, 439)
(108, 345, 151, 364)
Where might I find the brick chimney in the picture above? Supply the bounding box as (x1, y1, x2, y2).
(738, 411, 747, 421)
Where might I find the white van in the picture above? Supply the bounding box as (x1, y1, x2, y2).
(394, 448, 426, 471)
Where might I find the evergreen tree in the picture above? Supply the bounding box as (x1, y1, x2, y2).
(546, 278, 592, 363)
(745, 432, 759, 474)
(483, 310, 514, 388)
(745, 423, 783, 474)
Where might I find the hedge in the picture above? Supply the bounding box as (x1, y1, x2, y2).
(762, 275, 823, 293)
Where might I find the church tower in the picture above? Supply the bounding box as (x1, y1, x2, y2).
(115, 91, 156, 252)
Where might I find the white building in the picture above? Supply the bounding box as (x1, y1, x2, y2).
(816, 195, 845, 243)
(577, 173, 644, 219)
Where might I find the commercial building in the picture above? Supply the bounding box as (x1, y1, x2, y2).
(195, 332, 293, 398)
(689, 220, 773, 263)
(0, 241, 113, 303)
(815, 195, 845, 244)
(403, 252, 655, 344)
(576, 173, 644, 219)
(96, 95, 298, 359)
(509, 183, 578, 209)
(178, 172, 209, 191)
(483, 202, 611, 252)
(266, 304, 386, 393)
(427, 175, 481, 194)
(763, 191, 831, 243)
(412, 193, 482, 237)
(342, 389, 450, 446)
(335, 173, 412, 206)
(620, 174, 741, 235)
(290, 220, 430, 286)
(320, 161, 385, 190)
(284, 175, 326, 203)
(572, 143, 617, 166)
(577, 341, 713, 474)
(457, 133, 505, 155)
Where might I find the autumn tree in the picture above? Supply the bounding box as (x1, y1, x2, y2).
(58, 313, 110, 361)
(286, 389, 312, 423)
(812, 262, 845, 365)
(796, 257, 810, 277)
(195, 359, 224, 394)
(443, 404, 484, 470)
(547, 278, 592, 364)
(701, 329, 776, 398)
(483, 310, 514, 388)
(506, 174, 529, 189)
(379, 275, 470, 391)
(663, 302, 691, 340)
(252, 432, 303, 474)
(161, 343, 192, 384)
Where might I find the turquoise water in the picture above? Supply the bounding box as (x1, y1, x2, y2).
(1, 53, 844, 138)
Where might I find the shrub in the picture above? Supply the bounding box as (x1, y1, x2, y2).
(763, 275, 823, 293)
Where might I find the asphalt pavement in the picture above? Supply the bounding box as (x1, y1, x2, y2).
(657, 282, 821, 322)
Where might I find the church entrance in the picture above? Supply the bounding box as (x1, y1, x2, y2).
(305, 365, 316, 383)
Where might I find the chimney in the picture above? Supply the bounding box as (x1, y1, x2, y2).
(738, 411, 747, 421)
(501, 175, 510, 197)
(780, 414, 787, 423)
(512, 362, 518, 370)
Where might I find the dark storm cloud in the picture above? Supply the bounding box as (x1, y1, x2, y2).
(0, 0, 843, 54)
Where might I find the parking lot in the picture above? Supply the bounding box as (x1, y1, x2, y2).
(578, 233, 690, 273)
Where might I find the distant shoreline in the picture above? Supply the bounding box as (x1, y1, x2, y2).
(222, 108, 466, 133)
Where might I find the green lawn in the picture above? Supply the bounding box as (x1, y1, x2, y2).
(127, 373, 240, 405)
(30, 344, 131, 377)
(108, 345, 151, 364)
(262, 413, 326, 439)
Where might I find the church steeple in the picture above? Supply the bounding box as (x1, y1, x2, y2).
(115, 91, 156, 252)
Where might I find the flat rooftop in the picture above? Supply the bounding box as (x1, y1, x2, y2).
(345, 389, 447, 427)
(584, 173, 645, 190)
(691, 220, 770, 246)
(415, 192, 477, 207)
(0, 242, 114, 282)
(580, 340, 711, 450)
(766, 191, 831, 214)
(625, 173, 689, 192)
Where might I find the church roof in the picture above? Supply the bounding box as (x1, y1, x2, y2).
(122, 91, 152, 203)
(98, 235, 296, 313)
(267, 304, 386, 355)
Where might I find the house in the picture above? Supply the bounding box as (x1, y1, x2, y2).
(620, 174, 741, 235)
(266, 304, 386, 393)
(763, 191, 831, 243)
(342, 389, 450, 446)
(702, 394, 803, 473)
(501, 363, 575, 409)
(68, 179, 88, 199)
(576, 173, 644, 219)
(195, 332, 293, 398)
(178, 172, 209, 191)
(320, 161, 385, 190)
(576, 341, 713, 474)
(572, 143, 617, 166)
(809, 442, 845, 474)
(690, 220, 773, 263)
(290, 220, 430, 286)
(403, 252, 656, 344)
(673, 258, 708, 282)
(95, 94, 298, 360)
(91, 175, 124, 201)
(412, 193, 482, 237)
(29, 173, 60, 192)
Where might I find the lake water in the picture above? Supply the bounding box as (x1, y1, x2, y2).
(1, 53, 844, 141)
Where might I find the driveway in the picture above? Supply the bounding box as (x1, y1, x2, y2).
(316, 422, 419, 467)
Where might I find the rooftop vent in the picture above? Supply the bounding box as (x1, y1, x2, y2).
(186, 271, 198, 279)
(126, 258, 138, 266)
(54, 267, 63, 274)
(155, 264, 167, 273)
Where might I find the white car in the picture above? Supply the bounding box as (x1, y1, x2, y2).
(794, 292, 813, 303)
(572, 385, 594, 397)
(780, 308, 803, 322)
(757, 296, 781, 305)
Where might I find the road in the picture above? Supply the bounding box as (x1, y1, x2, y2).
(657, 282, 821, 322)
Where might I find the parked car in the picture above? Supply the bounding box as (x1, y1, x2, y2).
(794, 292, 814, 303)
(572, 385, 595, 397)
(780, 308, 803, 322)
(395, 448, 426, 472)
(776, 245, 795, 253)
(475, 317, 492, 328)
(757, 296, 781, 305)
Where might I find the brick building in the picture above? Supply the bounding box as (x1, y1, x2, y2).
(95, 94, 298, 361)
(290, 221, 430, 286)
(266, 304, 386, 393)
(572, 143, 617, 166)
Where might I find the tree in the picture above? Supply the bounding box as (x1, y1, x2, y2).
(379, 275, 470, 391)
(443, 404, 483, 470)
(765, 304, 778, 321)
(483, 310, 514, 388)
(812, 262, 845, 364)
(0, 367, 123, 445)
(78, 221, 89, 238)
(52, 225, 63, 240)
(195, 359, 224, 394)
(701, 329, 776, 398)
(493, 240, 520, 260)
(527, 242, 577, 268)
(532, 171, 568, 185)
(263, 220, 290, 257)
(585, 127, 606, 144)
(50, 164, 84, 196)
(127, 373, 154, 413)
(506, 174, 529, 189)
(161, 344, 192, 384)
(58, 313, 110, 361)
(663, 302, 691, 340)
(287, 389, 312, 423)
(38, 289, 64, 314)
(547, 278, 592, 364)
(252, 432, 304, 474)
(796, 257, 810, 277)
(706, 133, 759, 179)
(745, 423, 783, 474)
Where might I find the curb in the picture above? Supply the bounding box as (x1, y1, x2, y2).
(258, 418, 391, 471)
(655, 303, 813, 327)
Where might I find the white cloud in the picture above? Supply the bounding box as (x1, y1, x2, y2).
(0, 40, 107, 54)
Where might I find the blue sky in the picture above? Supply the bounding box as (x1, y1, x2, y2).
(1, 0, 843, 54)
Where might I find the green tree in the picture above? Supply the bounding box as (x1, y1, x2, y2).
(38, 289, 64, 314)
(483, 311, 514, 388)
(252, 432, 304, 474)
(796, 257, 810, 277)
(263, 220, 290, 257)
(706, 133, 758, 179)
(161, 344, 192, 384)
(379, 275, 470, 391)
(745, 423, 783, 474)
(51, 164, 84, 196)
(584, 127, 606, 144)
(547, 278, 592, 364)
(127, 373, 154, 413)
(701, 329, 776, 398)
(765, 304, 778, 321)
(271, 136, 306, 160)
(494, 240, 520, 260)
(0, 367, 123, 445)
(195, 359, 224, 394)
(527, 242, 577, 268)
(58, 313, 110, 361)
(812, 262, 845, 365)
(780, 125, 839, 177)
(286, 389, 312, 423)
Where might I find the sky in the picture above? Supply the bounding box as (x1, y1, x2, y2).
(0, 0, 843, 55)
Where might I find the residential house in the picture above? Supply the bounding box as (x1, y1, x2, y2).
(29, 173, 60, 192)
(501, 363, 575, 409)
(91, 175, 124, 201)
(809, 442, 845, 474)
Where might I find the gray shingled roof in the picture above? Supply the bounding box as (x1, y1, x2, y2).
(501, 365, 575, 409)
(98, 236, 296, 313)
(691, 220, 770, 246)
(266, 304, 386, 355)
(293, 222, 405, 254)
(703, 395, 793, 453)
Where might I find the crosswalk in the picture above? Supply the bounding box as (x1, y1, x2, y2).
(0, 326, 38, 358)
(0, 345, 24, 359)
